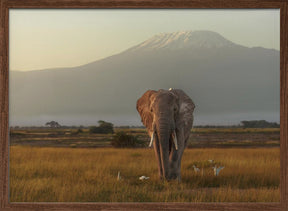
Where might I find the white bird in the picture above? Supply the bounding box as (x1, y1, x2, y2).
(139, 176, 150, 180)
(208, 159, 214, 163)
(192, 165, 200, 172)
(212, 166, 225, 176)
(117, 171, 121, 181)
(169, 88, 173, 91)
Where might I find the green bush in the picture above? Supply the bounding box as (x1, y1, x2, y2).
(111, 132, 145, 148)
(71, 128, 83, 135)
(89, 120, 114, 134)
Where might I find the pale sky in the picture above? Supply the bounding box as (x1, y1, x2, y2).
(9, 9, 280, 71)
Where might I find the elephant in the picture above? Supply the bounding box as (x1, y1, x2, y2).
(136, 89, 195, 181)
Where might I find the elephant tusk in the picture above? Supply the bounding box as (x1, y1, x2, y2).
(172, 131, 178, 150)
(149, 132, 154, 147)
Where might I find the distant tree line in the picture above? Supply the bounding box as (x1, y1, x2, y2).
(11, 120, 279, 130)
(194, 125, 241, 128)
(240, 120, 279, 128)
(194, 120, 279, 128)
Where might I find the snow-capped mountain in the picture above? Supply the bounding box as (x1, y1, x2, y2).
(128, 31, 237, 52)
(10, 30, 279, 126)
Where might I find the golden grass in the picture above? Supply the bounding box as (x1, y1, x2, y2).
(10, 146, 279, 202)
(192, 127, 280, 133)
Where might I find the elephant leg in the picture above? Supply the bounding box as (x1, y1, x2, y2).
(169, 127, 185, 180)
(153, 136, 163, 179)
(176, 144, 185, 181)
(175, 136, 189, 181)
(169, 147, 179, 180)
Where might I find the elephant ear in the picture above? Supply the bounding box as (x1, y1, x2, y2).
(170, 89, 195, 135)
(136, 90, 157, 131)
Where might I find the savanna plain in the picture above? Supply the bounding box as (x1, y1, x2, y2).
(10, 127, 280, 202)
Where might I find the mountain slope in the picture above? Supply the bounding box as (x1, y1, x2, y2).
(128, 31, 238, 51)
(10, 31, 280, 126)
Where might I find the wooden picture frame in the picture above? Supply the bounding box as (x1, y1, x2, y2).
(1, 0, 287, 210)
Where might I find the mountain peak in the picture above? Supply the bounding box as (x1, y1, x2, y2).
(128, 30, 237, 52)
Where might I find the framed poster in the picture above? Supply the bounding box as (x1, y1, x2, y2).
(1, 0, 287, 210)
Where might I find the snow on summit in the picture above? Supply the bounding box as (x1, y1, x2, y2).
(129, 30, 237, 51)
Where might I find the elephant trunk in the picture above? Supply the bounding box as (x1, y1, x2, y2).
(157, 118, 172, 180)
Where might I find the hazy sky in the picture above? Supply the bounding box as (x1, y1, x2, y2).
(10, 9, 280, 71)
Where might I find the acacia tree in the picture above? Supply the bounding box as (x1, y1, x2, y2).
(89, 120, 114, 134)
(45, 121, 61, 128)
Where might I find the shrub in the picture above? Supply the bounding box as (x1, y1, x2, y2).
(89, 120, 114, 134)
(71, 129, 83, 135)
(77, 128, 83, 133)
(111, 132, 145, 148)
